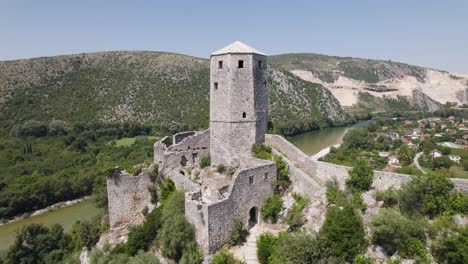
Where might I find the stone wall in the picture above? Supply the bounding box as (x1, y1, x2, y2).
(186, 157, 276, 254)
(266, 134, 468, 192)
(154, 130, 210, 190)
(107, 167, 153, 244)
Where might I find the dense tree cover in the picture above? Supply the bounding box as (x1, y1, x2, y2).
(0, 122, 156, 220)
(370, 208, 427, 260)
(397, 144, 414, 166)
(318, 205, 367, 262)
(431, 225, 468, 264)
(260, 194, 283, 224)
(5, 224, 73, 264)
(398, 174, 467, 218)
(210, 248, 245, 264)
(90, 250, 161, 264)
(252, 144, 290, 191)
(5, 216, 104, 264)
(257, 231, 339, 264)
(346, 158, 374, 193)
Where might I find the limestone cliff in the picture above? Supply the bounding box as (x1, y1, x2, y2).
(270, 53, 468, 109)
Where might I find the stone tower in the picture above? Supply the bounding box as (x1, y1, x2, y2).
(210, 41, 268, 166)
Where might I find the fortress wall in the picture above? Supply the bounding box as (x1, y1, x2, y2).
(107, 168, 153, 244)
(207, 159, 276, 253)
(271, 147, 325, 199)
(185, 197, 209, 254)
(266, 134, 468, 192)
(265, 134, 324, 186)
(173, 131, 196, 144)
(186, 158, 276, 254)
(154, 130, 210, 190)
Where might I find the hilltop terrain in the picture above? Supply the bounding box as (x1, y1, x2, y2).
(0, 51, 347, 136)
(270, 53, 468, 110)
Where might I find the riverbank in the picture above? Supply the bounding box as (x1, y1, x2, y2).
(0, 196, 92, 226)
(0, 198, 101, 256)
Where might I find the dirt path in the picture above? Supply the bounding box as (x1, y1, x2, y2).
(414, 152, 426, 174)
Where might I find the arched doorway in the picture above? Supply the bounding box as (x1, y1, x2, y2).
(249, 207, 258, 228)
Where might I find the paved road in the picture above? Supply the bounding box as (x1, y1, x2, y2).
(414, 152, 426, 174)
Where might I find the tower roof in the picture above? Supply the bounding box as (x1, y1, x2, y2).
(211, 41, 266, 56)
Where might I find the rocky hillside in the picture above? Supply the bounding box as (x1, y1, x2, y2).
(270, 53, 468, 110)
(0, 52, 348, 136)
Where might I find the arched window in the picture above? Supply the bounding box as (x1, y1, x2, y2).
(242, 112, 246, 118)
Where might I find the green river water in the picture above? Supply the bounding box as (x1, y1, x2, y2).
(0, 199, 102, 256)
(0, 121, 368, 256)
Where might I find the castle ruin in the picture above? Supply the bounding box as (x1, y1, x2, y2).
(153, 41, 276, 254)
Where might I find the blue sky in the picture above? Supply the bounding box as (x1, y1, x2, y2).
(1, 0, 467, 72)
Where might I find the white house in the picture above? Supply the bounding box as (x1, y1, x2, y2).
(430, 149, 443, 158)
(379, 152, 390, 158)
(388, 155, 400, 165)
(449, 155, 461, 163)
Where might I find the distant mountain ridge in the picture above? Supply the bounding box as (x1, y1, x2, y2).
(269, 53, 468, 109)
(0, 51, 348, 136)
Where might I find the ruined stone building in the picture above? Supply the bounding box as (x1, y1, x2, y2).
(107, 41, 276, 254)
(154, 41, 276, 254)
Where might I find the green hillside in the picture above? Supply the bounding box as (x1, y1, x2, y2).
(0, 51, 349, 136)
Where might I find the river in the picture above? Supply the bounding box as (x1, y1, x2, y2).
(0, 199, 101, 257)
(289, 121, 370, 156)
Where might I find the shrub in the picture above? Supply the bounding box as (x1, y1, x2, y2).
(370, 208, 426, 258)
(257, 232, 278, 264)
(228, 220, 249, 246)
(157, 211, 196, 261)
(252, 144, 273, 160)
(210, 248, 245, 264)
(375, 187, 398, 207)
(200, 155, 211, 168)
(273, 156, 290, 191)
(431, 226, 468, 264)
(216, 164, 226, 174)
(398, 173, 463, 217)
(159, 179, 176, 203)
(268, 232, 338, 264)
(126, 225, 149, 256)
(326, 180, 346, 206)
(261, 194, 283, 224)
(346, 158, 373, 193)
(253, 144, 290, 191)
(353, 255, 373, 264)
(319, 205, 367, 262)
(69, 217, 102, 250)
(148, 165, 159, 183)
(147, 185, 158, 204)
(284, 193, 309, 231)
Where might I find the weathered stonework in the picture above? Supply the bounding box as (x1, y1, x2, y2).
(186, 157, 276, 254)
(107, 168, 153, 244)
(266, 134, 468, 192)
(154, 130, 210, 191)
(210, 42, 268, 166)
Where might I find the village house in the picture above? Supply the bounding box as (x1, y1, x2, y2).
(379, 152, 390, 158)
(388, 155, 400, 166)
(430, 149, 443, 158)
(448, 155, 461, 164)
(455, 139, 467, 145)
